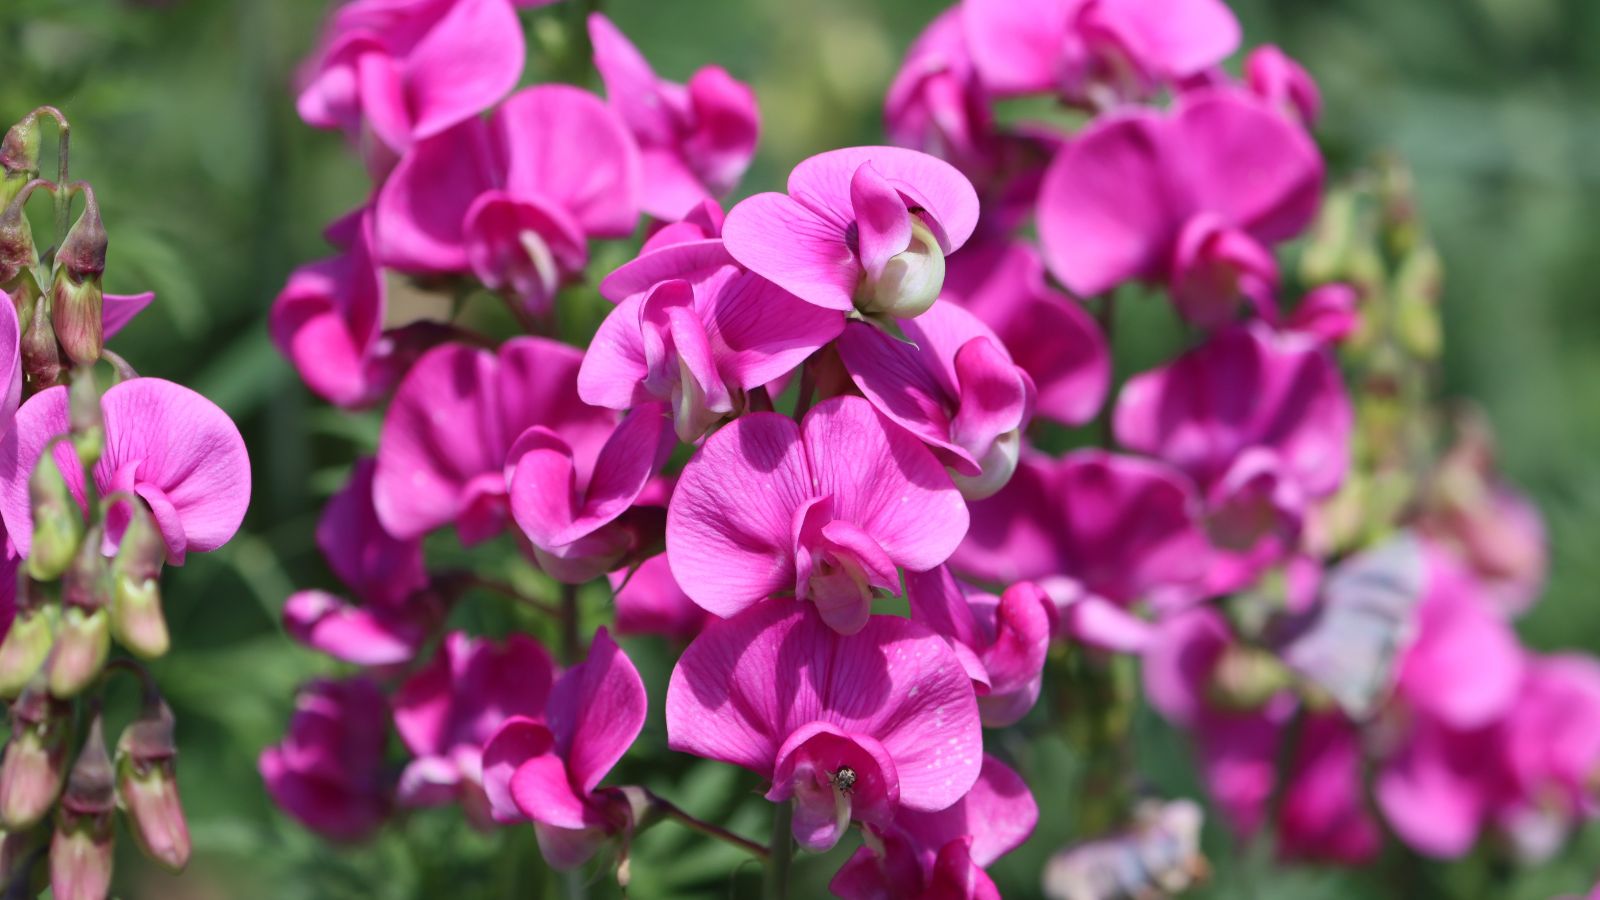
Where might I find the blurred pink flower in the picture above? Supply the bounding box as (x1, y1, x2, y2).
(608, 554, 716, 642)
(1244, 45, 1321, 126)
(666, 600, 982, 852)
(906, 568, 1051, 727)
(666, 395, 968, 634)
(962, 0, 1240, 103)
(260, 678, 393, 842)
(1037, 89, 1322, 326)
(481, 629, 647, 868)
(588, 13, 759, 221)
(297, 0, 530, 166)
(375, 85, 640, 316)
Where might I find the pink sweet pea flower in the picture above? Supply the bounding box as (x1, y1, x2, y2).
(0, 290, 20, 426)
(0, 378, 249, 566)
(580, 248, 844, 442)
(284, 458, 440, 667)
(1244, 45, 1321, 126)
(587, 13, 759, 221)
(507, 402, 675, 583)
(375, 85, 640, 316)
(666, 600, 983, 853)
(1283, 283, 1361, 344)
(722, 146, 979, 319)
(962, 0, 1240, 104)
(666, 395, 968, 634)
(260, 677, 393, 842)
(831, 755, 1035, 900)
(393, 632, 555, 827)
(102, 291, 155, 343)
(940, 239, 1109, 428)
(1037, 89, 1322, 326)
(481, 629, 647, 869)
(271, 211, 438, 409)
(837, 300, 1034, 500)
(951, 450, 1208, 612)
(296, 0, 529, 168)
(1115, 323, 1352, 588)
(1142, 608, 1382, 863)
(906, 567, 1051, 727)
(1495, 655, 1600, 859)
(1371, 547, 1526, 859)
(372, 337, 613, 544)
(608, 554, 716, 642)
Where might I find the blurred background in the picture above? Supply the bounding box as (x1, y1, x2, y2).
(2, 0, 1597, 896)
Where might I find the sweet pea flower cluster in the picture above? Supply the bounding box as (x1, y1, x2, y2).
(255, 0, 1600, 897)
(0, 107, 250, 899)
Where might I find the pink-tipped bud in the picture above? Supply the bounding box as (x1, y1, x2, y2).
(50, 191, 106, 368)
(47, 525, 111, 698)
(115, 698, 189, 872)
(67, 371, 104, 468)
(0, 578, 56, 699)
(0, 685, 73, 829)
(21, 289, 62, 392)
(51, 714, 115, 900)
(110, 501, 167, 659)
(26, 440, 84, 581)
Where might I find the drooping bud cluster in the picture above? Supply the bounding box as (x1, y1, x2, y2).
(0, 105, 249, 897)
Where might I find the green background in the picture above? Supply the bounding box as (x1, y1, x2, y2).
(2, 0, 1597, 896)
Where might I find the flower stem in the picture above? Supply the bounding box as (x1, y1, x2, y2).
(560, 581, 581, 666)
(1095, 293, 1117, 449)
(763, 800, 793, 900)
(646, 790, 769, 860)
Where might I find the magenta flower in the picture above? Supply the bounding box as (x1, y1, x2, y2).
(830, 755, 1035, 900)
(1143, 608, 1382, 864)
(271, 211, 438, 409)
(284, 458, 438, 667)
(587, 13, 759, 221)
(666, 395, 968, 634)
(1244, 45, 1321, 126)
(837, 300, 1034, 499)
(941, 239, 1109, 428)
(0, 289, 21, 426)
(0, 378, 250, 565)
(1371, 547, 1525, 859)
(506, 402, 675, 583)
(1115, 323, 1351, 587)
(580, 250, 844, 442)
(905, 567, 1051, 727)
(1496, 655, 1600, 858)
(296, 0, 530, 164)
(480, 629, 647, 869)
(962, 0, 1240, 102)
(259, 677, 393, 842)
(608, 554, 716, 642)
(393, 632, 555, 827)
(722, 146, 979, 319)
(951, 450, 1208, 611)
(666, 600, 982, 852)
(376, 85, 640, 316)
(372, 337, 613, 544)
(1037, 89, 1322, 326)
(885, 9, 991, 173)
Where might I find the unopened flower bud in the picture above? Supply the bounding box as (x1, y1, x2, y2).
(0, 188, 41, 286)
(0, 685, 73, 829)
(0, 578, 56, 698)
(949, 429, 1021, 501)
(115, 698, 189, 872)
(51, 714, 115, 900)
(856, 217, 945, 320)
(50, 190, 106, 367)
(21, 289, 62, 391)
(110, 501, 168, 659)
(0, 116, 42, 212)
(26, 440, 83, 581)
(68, 371, 104, 468)
(47, 525, 111, 698)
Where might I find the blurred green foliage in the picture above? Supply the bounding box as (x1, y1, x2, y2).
(2, 0, 1598, 896)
